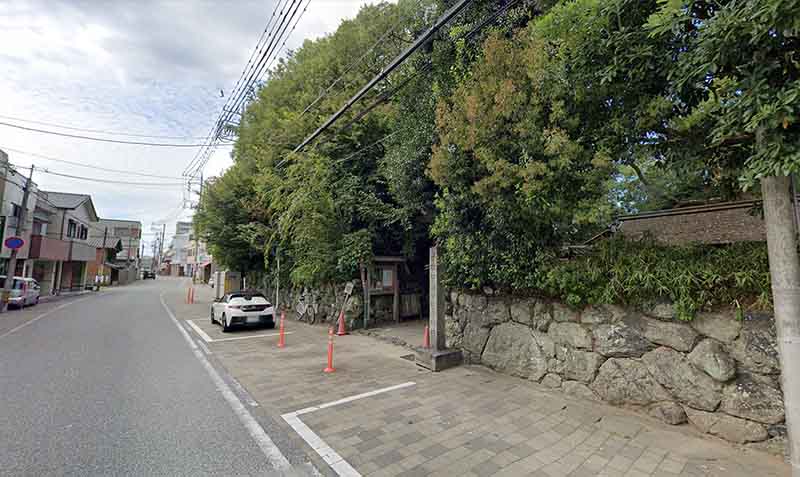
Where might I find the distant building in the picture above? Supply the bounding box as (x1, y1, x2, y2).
(91, 218, 142, 262)
(168, 221, 192, 276)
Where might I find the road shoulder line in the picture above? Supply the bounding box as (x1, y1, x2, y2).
(159, 293, 293, 473)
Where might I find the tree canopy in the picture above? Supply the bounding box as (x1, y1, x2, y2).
(195, 0, 795, 301)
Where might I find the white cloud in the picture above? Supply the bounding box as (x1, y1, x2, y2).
(0, 0, 386, 249)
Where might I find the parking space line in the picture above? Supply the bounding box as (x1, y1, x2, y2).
(211, 332, 292, 342)
(185, 319, 214, 342)
(282, 382, 416, 477)
(185, 319, 292, 343)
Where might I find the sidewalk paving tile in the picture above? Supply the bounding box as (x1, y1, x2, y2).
(164, 282, 791, 477)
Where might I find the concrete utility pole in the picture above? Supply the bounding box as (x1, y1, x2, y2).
(159, 223, 166, 273)
(101, 227, 107, 285)
(193, 172, 203, 283)
(761, 175, 800, 476)
(1, 165, 33, 313)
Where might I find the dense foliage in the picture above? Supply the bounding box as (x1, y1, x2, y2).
(195, 0, 794, 314)
(540, 239, 772, 320)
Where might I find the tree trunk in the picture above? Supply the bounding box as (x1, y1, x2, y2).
(761, 175, 800, 475)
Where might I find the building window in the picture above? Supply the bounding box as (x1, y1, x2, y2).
(11, 203, 21, 218)
(80, 225, 88, 240)
(67, 220, 77, 238)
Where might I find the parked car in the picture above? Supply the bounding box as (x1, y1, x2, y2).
(0, 276, 40, 308)
(211, 292, 274, 332)
(142, 270, 156, 279)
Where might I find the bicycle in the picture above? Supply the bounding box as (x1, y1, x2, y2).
(295, 290, 319, 324)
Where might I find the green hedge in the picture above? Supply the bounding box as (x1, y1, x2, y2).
(538, 239, 771, 320)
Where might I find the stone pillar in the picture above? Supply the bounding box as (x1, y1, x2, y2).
(429, 246, 446, 350)
(416, 245, 462, 371)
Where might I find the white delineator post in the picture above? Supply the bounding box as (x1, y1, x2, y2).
(762, 175, 800, 475)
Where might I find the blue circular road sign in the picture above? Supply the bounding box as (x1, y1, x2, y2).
(4, 237, 24, 250)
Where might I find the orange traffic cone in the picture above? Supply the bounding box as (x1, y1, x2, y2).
(324, 327, 336, 373)
(336, 309, 348, 336)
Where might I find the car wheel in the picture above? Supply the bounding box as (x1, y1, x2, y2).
(34, 297, 39, 306)
(221, 314, 231, 333)
(267, 320, 276, 329)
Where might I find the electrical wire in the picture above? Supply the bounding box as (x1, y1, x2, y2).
(0, 146, 185, 179)
(0, 121, 219, 147)
(184, 0, 310, 180)
(0, 172, 110, 236)
(293, 0, 475, 153)
(183, 0, 297, 178)
(32, 167, 186, 187)
(0, 114, 208, 140)
(217, 0, 305, 137)
(260, 0, 312, 82)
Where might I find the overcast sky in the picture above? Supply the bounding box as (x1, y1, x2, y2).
(0, 0, 383, 251)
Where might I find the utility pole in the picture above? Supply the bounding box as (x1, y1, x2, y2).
(1, 165, 33, 313)
(193, 172, 203, 283)
(762, 175, 800, 475)
(101, 227, 107, 286)
(159, 223, 166, 274)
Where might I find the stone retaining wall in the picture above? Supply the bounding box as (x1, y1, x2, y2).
(447, 291, 785, 445)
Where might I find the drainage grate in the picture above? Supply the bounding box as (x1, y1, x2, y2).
(399, 354, 415, 362)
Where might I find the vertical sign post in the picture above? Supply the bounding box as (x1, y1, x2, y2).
(416, 245, 462, 371)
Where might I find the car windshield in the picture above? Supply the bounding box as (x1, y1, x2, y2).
(229, 295, 269, 306)
(12, 279, 25, 290)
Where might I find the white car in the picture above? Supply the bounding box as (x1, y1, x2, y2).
(211, 292, 275, 332)
(0, 276, 40, 308)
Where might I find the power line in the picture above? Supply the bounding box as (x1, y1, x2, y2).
(0, 114, 208, 140)
(0, 172, 111, 236)
(0, 121, 219, 147)
(31, 167, 186, 187)
(337, 0, 524, 133)
(206, 0, 300, 152)
(293, 0, 475, 153)
(220, 0, 305, 135)
(300, 18, 405, 118)
(184, 0, 311, 180)
(0, 146, 184, 179)
(183, 0, 297, 178)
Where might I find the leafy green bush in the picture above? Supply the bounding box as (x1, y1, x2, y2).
(538, 239, 771, 320)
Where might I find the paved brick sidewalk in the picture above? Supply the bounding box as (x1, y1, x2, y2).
(166, 280, 790, 477)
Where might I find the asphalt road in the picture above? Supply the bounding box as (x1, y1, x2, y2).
(0, 279, 300, 476)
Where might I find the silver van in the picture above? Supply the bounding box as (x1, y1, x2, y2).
(0, 276, 41, 308)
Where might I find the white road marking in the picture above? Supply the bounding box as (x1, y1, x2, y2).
(185, 319, 291, 343)
(159, 293, 293, 472)
(185, 319, 214, 342)
(211, 331, 292, 342)
(282, 382, 417, 477)
(0, 295, 95, 340)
